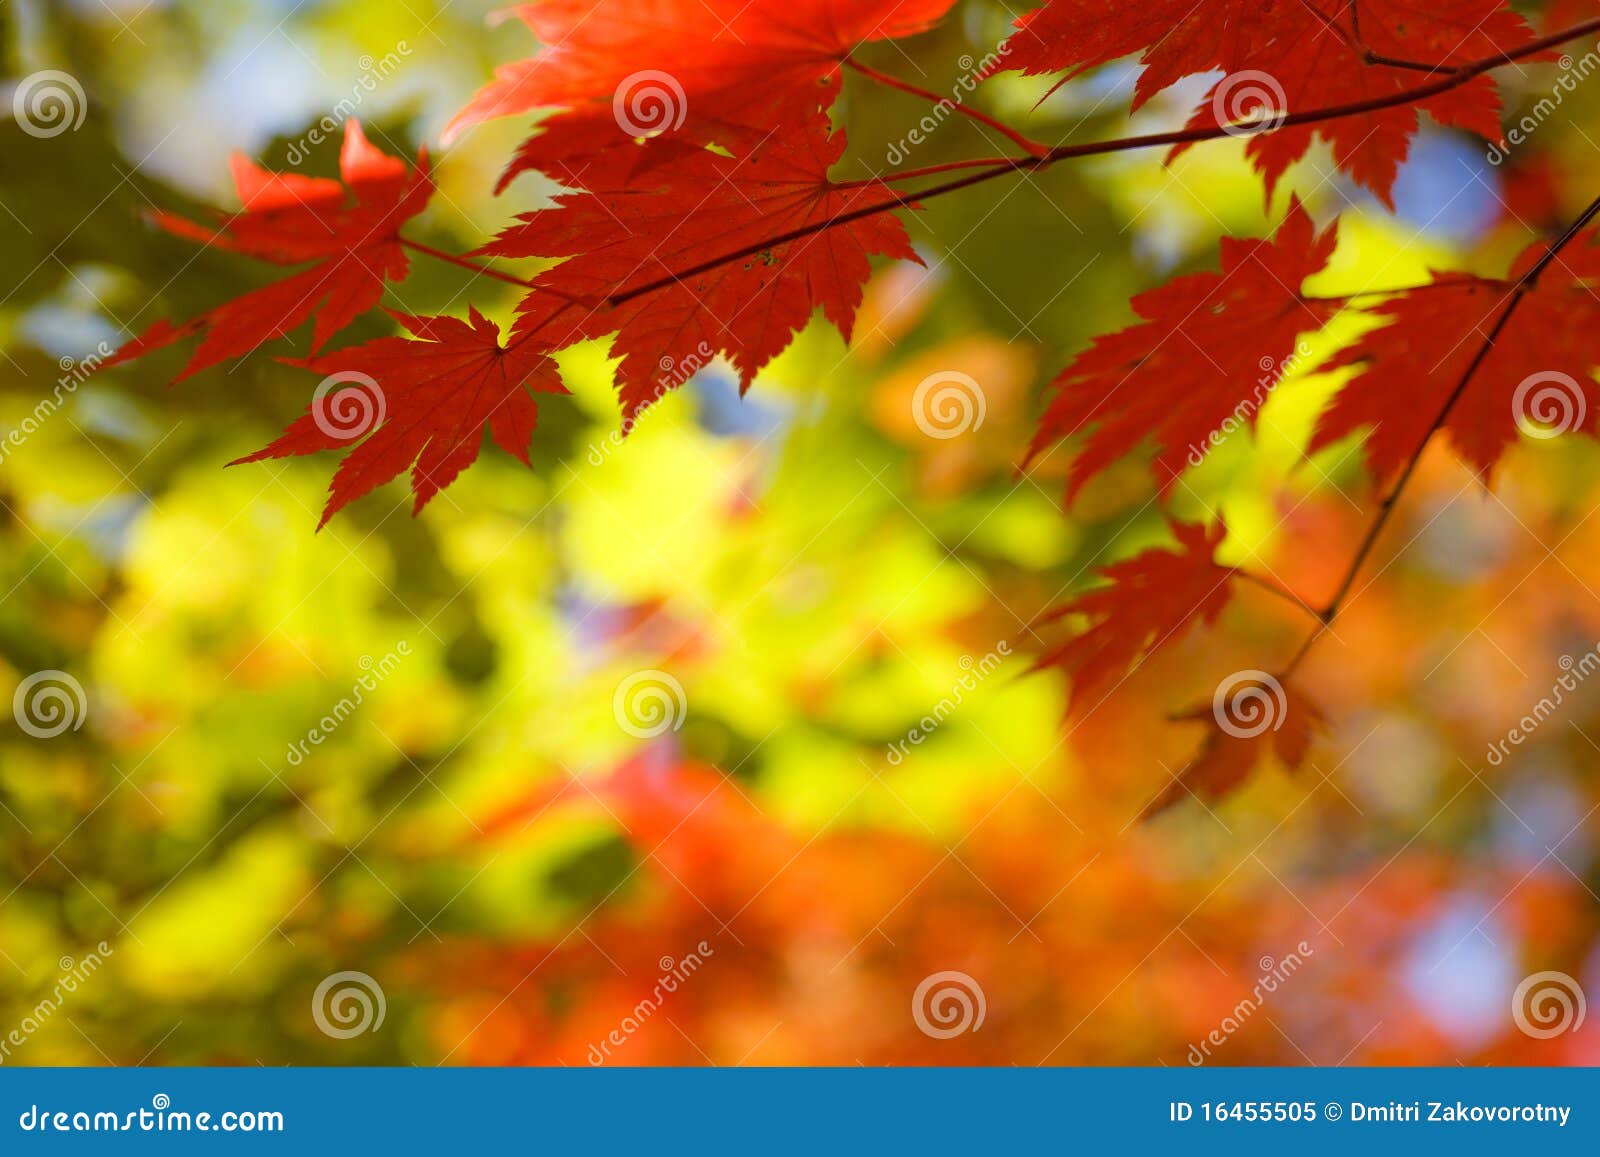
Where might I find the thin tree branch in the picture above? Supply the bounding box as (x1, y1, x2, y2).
(843, 156, 1032, 185)
(607, 17, 1600, 310)
(1359, 53, 1464, 75)
(1337, 0, 1472, 74)
(1280, 188, 1600, 678)
(844, 58, 1050, 157)
(401, 237, 540, 290)
(1235, 568, 1329, 623)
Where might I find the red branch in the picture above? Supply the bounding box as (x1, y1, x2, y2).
(1274, 188, 1600, 677)
(843, 57, 1050, 157)
(401, 238, 538, 291)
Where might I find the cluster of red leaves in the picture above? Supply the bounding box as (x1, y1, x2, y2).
(479, 107, 920, 427)
(1027, 199, 1340, 499)
(106, 122, 433, 381)
(446, 0, 958, 167)
(110, 0, 955, 522)
(1313, 241, 1600, 479)
(1000, 0, 1539, 202)
(236, 309, 567, 525)
(1032, 197, 1600, 808)
(101, 0, 1600, 808)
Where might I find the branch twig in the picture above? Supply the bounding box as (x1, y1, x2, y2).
(1235, 569, 1331, 623)
(1279, 188, 1600, 678)
(607, 17, 1600, 309)
(401, 238, 539, 290)
(844, 58, 1050, 157)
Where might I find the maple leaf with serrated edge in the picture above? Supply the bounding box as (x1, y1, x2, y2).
(105, 121, 433, 381)
(1310, 231, 1600, 481)
(481, 107, 921, 424)
(991, 0, 1535, 203)
(1028, 198, 1337, 500)
(443, 0, 958, 144)
(233, 308, 567, 526)
(1037, 521, 1235, 716)
(1144, 681, 1322, 817)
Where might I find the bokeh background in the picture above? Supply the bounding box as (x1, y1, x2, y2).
(2, 0, 1599, 1065)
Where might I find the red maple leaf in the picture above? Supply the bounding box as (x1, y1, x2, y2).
(1037, 521, 1235, 716)
(1028, 198, 1337, 499)
(444, 0, 958, 145)
(483, 108, 921, 423)
(106, 121, 433, 380)
(1310, 232, 1600, 481)
(1145, 679, 1322, 816)
(234, 308, 567, 526)
(993, 0, 1535, 202)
